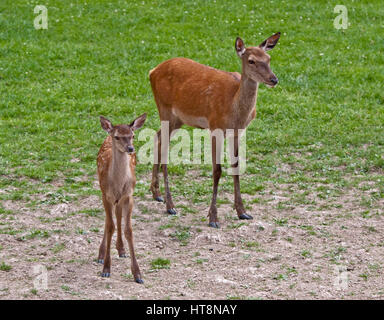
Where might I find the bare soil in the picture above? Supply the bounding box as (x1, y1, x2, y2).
(0, 174, 384, 300)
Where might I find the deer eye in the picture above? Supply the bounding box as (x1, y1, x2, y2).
(248, 60, 255, 65)
(114, 136, 120, 140)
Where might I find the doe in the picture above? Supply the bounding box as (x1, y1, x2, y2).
(149, 33, 280, 228)
(96, 113, 147, 283)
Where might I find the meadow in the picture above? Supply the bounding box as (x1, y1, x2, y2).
(0, 0, 383, 299)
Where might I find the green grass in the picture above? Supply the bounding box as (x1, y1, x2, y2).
(0, 0, 383, 215)
(51, 242, 66, 254)
(170, 226, 191, 246)
(150, 257, 171, 270)
(27, 229, 50, 239)
(0, 262, 12, 272)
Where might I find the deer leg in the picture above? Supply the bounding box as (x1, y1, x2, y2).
(97, 231, 106, 264)
(122, 196, 143, 284)
(151, 130, 163, 202)
(231, 131, 253, 220)
(162, 163, 176, 215)
(160, 120, 181, 215)
(208, 134, 222, 228)
(115, 204, 126, 258)
(97, 195, 111, 264)
(101, 196, 115, 277)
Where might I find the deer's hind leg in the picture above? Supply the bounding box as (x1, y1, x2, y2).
(151, 108, 182, 215)
(161, 117, 182, 215)
(151, 129, 163, 202)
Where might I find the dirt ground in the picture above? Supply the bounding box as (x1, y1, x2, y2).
(0, 173, 384, 300)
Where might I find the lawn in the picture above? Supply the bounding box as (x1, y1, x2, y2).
(0, 0, 383, 300)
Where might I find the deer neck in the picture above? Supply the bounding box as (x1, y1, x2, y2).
(110, 144, 131, 180)
(233, 74, 259, 127)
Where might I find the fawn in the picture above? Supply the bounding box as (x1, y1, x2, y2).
(97, 113, 147, 283)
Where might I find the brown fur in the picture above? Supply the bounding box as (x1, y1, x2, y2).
(149, 34, 280, 227)
(96, 114, 146, 282)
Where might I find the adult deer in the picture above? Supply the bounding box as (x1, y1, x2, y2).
(97, 113, 147, 283)
(149, 33, 280, 228)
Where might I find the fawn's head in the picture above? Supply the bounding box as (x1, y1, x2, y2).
(100, 113, 147, 154)
(235, 32, 280, 87)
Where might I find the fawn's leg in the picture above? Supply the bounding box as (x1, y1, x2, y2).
(122, 196, 143, 284)
(208, 132, 223, 228)
(101, 196, 115, 277)
(115, 204, 126, 258)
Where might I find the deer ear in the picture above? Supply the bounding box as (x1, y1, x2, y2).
(259, 32, 281, 51)
(130, 113, 147, 131)
(235, 37, 246, 58)
(100, 116, 113, 133)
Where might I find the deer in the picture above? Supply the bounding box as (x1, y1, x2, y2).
(96, 113, 147, 283)
(149, 33, 280, 228)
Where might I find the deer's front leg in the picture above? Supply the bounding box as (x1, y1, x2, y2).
(208, 132, 223, 228)
(115, 204, 126, 258)
(101, 196, 115, 277)
(230, 131, 253, 220)
(208, 163, 222, 228)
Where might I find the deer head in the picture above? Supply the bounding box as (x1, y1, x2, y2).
(235, 32, 280, 87)
(100, 114, 147, 154)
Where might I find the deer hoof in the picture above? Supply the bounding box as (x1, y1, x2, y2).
(155, 196, 164, 203)
(135, 278, 144, 284)
(167, 208, 177, 215)
(239, 213, 253, 220)
(119, 254, 127, 258)
(101, 272, 110, 278)
(208, 222, 220, 228)
(97, 259, 104, 264)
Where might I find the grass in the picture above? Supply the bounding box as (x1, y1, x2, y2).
(150, 257, 171, 270)
(300, 249, 312, 259)
(51, 242, 66, 254)
(170, 226, 191, 246)
(0, 0, 382, 210)
(0, 262, 12, 272)
(26, 229, 50, 239)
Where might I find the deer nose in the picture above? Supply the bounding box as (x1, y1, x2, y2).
(127, 146, 134, 153)
(270, 77, 278, 85)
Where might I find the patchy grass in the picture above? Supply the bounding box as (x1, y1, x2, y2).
(0, 262, 12, 272)
(150, 258, 171, 270)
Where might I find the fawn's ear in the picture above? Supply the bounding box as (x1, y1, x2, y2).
(235, 37, 246, 58)
(259, 32, 281, 51)
(100, 116, 113, 133)
(130, 113, 147, 131)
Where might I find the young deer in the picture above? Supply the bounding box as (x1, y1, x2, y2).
(97, 113, 147, 283)
(149, 33, 280, 228)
